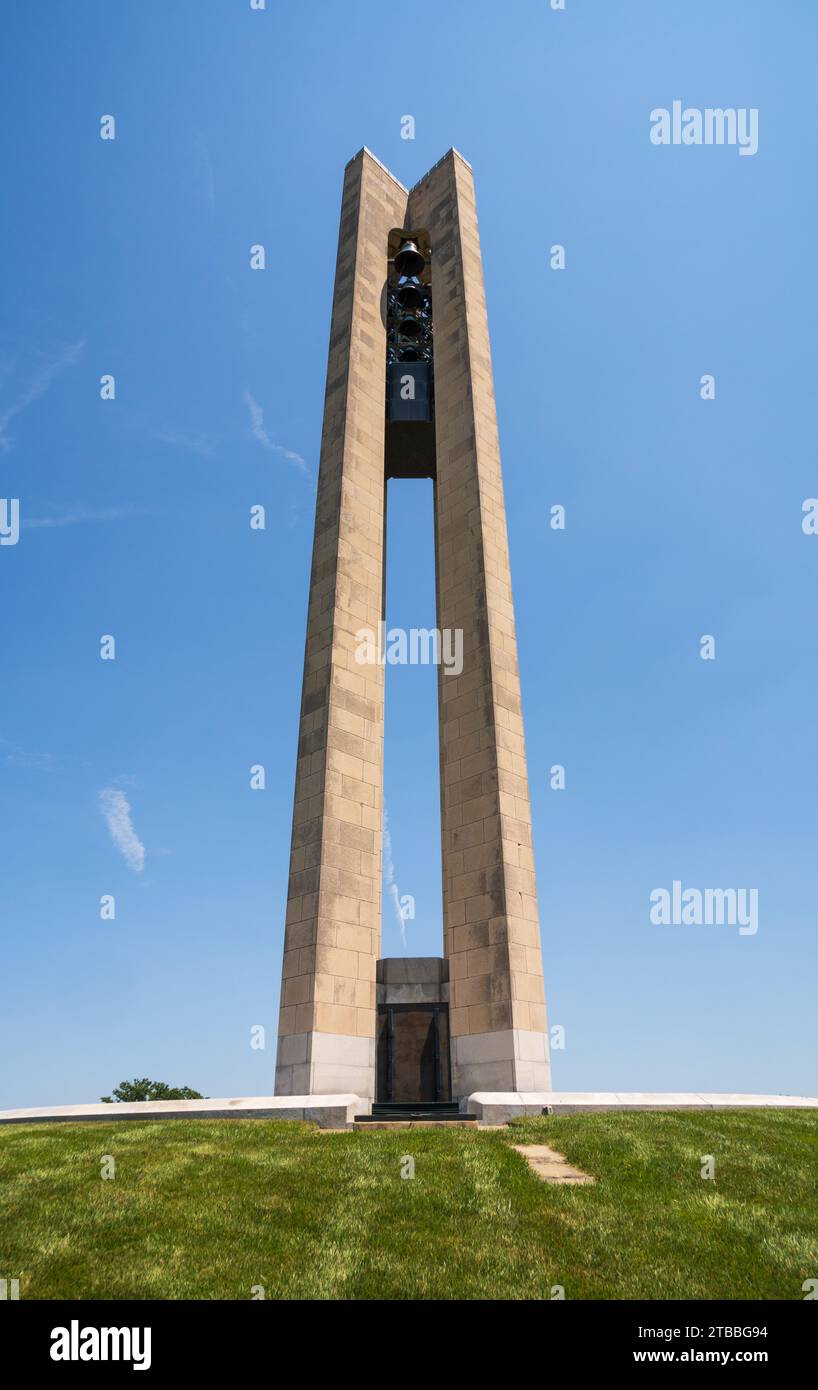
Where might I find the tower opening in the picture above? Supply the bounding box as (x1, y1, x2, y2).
(385, 228, 436, 480)
(379, 476, 450, 1103)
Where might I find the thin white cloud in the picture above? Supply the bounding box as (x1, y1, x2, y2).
(23, 505, 144, 530)
(149, 426, 215, 457)
(383, 806, 407, 947)
(243, 390, 308, 473)
(0, 738, 53, 771)
(99, 787, 146, 872)
(0, 340, 84, 453)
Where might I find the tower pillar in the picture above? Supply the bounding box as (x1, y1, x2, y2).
(409, 153, 551, 1094)
(275, 151, 407, 1098)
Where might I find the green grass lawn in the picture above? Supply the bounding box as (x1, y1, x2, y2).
(1, 1110, 816, 1299)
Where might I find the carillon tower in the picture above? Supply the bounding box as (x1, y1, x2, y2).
(275, 149, 550, 1105)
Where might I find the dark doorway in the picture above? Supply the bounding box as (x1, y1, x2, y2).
(377, 1004, 451, 1103)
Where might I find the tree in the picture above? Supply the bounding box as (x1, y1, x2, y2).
(100, 1078, 205, 1103)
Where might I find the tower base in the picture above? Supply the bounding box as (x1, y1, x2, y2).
(275, 1033, 375, 1100)
(452, 1030, 552, 1099)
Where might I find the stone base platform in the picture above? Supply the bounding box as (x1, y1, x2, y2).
(465, 1092, 818, 1125)
(3, 1092, 815, 1132)
(0, 1094, 369, 1130)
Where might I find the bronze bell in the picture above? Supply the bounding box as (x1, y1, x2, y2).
(397, 281, 424, 310)
(395, 239, 425, 277)
(398, 315, 421, 340)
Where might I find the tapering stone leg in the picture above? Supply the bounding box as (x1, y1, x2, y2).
(408, 153, 551, 1096)
(275, 152, 409, 1099)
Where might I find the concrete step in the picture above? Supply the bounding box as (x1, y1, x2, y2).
(353, 1115, 477, 1131)
(368, 1101, 461, 1120)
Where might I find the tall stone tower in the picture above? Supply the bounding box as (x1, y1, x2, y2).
(275, 148, 550, 1105)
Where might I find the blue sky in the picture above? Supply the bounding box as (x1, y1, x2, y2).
(1, 0, 816, 1107)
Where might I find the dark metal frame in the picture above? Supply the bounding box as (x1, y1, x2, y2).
(379, 1002, 450, 1103)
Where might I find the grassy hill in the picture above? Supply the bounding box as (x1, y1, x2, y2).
(1, 1110, 816, 1299)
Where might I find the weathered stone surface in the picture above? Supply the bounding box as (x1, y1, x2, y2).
(466, 1092, 818, 1124)
(377, 956, 449, 1005)
(0, 1095, 368, 1130)
(407, 152, 550, 1096)
(378, 957, 447, 985)
(512, 1143, 595, 1184)
(275, 152, 408, 1100)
